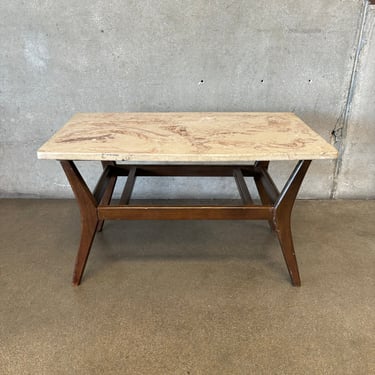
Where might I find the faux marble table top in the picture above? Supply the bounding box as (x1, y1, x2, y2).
(37, 112, 338, 162)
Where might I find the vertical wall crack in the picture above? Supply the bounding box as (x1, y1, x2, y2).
(331, 0, 370, 198)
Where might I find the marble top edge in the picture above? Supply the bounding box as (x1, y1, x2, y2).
(37, 112, 338, 161)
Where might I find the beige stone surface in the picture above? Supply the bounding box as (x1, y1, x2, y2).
(37, 112, 338, 162)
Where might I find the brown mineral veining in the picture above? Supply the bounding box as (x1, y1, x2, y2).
(38, 112, 338, 162)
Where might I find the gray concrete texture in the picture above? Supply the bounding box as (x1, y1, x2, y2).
(337, 4, 375, 197)
(0, 0, 374, 198)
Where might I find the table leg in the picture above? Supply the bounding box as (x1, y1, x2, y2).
(254, 161, 276, 231)
(96, 161, 117, 232)
(273, 160, 311, 286)
(60, 161, 99, 286)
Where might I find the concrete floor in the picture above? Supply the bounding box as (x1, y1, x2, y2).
(0, 199, 374, 374)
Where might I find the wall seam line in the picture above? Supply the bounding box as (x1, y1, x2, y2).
(331, 0, 369, 198)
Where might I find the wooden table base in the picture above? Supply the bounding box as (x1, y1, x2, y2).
(60, 160, 311, 286)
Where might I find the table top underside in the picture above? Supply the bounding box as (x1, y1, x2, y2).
(37, 112, 338, 162)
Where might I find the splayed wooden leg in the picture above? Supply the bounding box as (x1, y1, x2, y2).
(61, 160, 99, 286)
(273, 160, 311, 286)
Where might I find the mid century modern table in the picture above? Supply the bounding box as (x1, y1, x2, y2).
(37, 112, 337, 286)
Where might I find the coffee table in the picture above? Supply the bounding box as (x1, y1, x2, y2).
(37, 112, 337, 286)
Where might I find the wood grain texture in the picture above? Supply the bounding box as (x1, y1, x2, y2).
(37, 112, 338, 162)
(97, 205, 273, 221)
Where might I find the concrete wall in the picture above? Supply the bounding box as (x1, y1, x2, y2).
(335, 4, 375, 198)
(0, 0, 374, 199)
